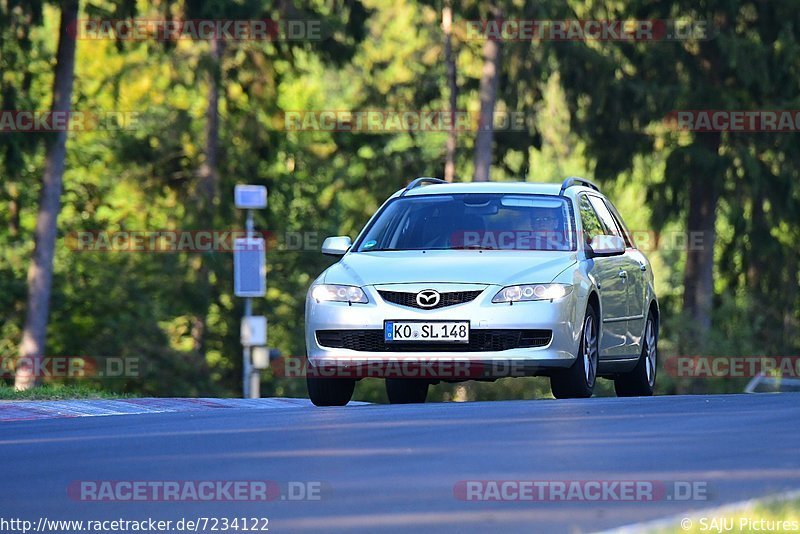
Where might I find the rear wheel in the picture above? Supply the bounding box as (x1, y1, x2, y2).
(307, 375, 355, 406)
(614, 311, 657, 397)
(386, 378, 429, 404)
(550, 304, 599, 399)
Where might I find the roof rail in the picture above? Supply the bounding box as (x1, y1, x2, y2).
(559, 176, 600, 195)
(400, 177, 448, 196)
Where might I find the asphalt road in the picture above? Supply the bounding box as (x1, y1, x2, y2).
(2, 393, 799, 533)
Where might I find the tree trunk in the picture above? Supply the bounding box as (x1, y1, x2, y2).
(472, 3, 501, 182)
(442, 2, 457, 183)
(15, 0, 79, 390)
(682, 134, 721, 346)
(191, 38, 224, 365)
(198, 38, 223, 205)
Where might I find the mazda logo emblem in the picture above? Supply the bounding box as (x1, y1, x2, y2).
(416, 290, 441, 308)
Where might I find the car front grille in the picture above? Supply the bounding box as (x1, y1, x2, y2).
(378, 290, 483, 310)
(316, 329, 552, 352)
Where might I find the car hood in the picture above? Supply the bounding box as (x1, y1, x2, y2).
(323, 250, 578, 287)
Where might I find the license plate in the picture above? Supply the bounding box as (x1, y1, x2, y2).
(384, 321, 469, 343)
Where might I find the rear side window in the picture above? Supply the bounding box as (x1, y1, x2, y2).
(578, 195, 605, 245)
(604, 199, 635, 248)
(587, 196, 622, 238)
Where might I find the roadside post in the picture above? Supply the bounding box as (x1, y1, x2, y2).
(234, 185, 267, 398)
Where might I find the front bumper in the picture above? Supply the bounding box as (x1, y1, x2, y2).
(305, 283, 580, 378)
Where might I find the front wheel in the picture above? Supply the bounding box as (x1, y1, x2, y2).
(307, 375, 355, 406)
(550, 304, 599, 399)
(386, 378, 429, 404)
(614, 311, 657, 397)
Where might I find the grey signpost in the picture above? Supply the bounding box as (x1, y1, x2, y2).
(233, 185, 267, 398)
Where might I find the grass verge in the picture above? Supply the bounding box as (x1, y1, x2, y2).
(0, 384, 131, 400)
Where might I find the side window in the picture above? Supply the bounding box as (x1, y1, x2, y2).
(604, 200, 635, 248)
(578, 195, 605, 244)
(587, 195, 622, 239)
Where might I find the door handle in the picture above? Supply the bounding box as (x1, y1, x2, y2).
(618, 270, 628, 279)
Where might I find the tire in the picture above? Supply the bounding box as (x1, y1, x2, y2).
(614, 311, 657, 397)
(550, 304, 599, 399)
(386, 378, 429, 404)
(307, 375, 355, 406)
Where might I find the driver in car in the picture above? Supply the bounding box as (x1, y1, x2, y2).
(529, 209, 564, 250)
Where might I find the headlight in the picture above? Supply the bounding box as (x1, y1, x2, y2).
(311, 284, 368, 304)
(491, 283, 573, 303)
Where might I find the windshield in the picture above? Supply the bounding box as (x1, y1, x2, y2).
(355, 193, 576, 252)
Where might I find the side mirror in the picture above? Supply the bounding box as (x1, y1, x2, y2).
(587, 235, 625, 258)
(321, 236, 352, 257)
